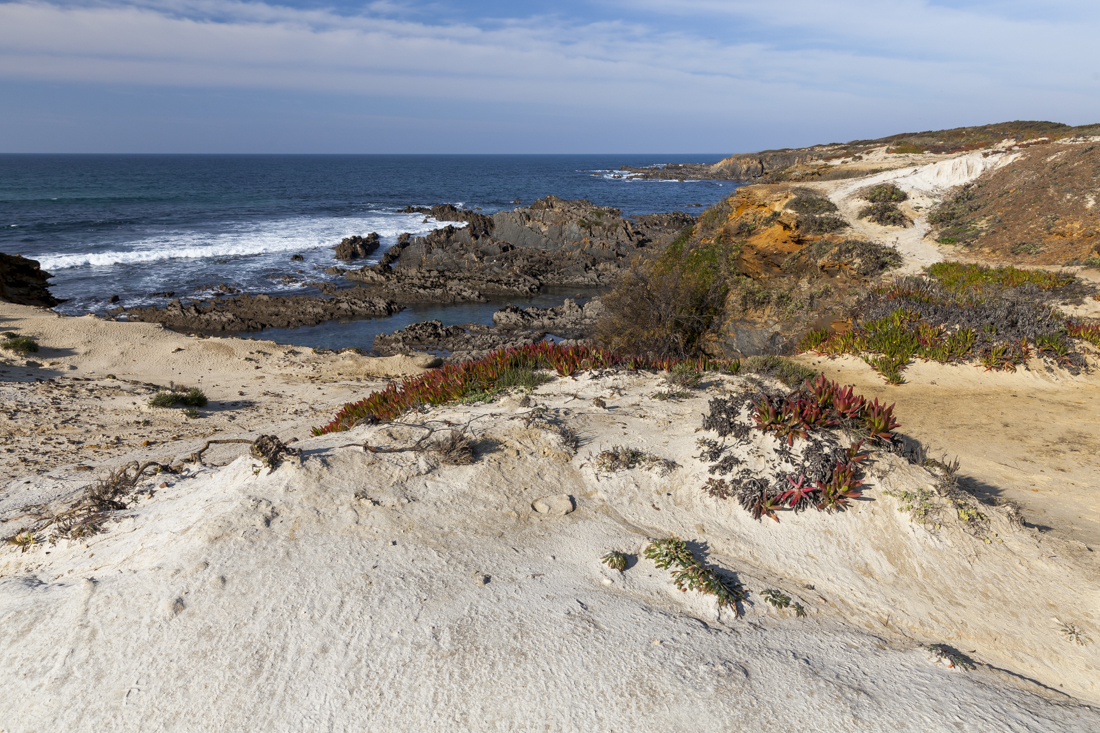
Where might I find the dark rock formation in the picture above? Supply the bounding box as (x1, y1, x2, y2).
(0, 253, 61, 307)
(119, 289, 401, 332)
(335, 233, 381, 262)
(373, 298, 604, 362)
(397, 204, 495, 239)
(348, 197, 692, 303)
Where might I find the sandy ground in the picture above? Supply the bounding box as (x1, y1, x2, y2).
(796, 354, 1100, 550)
(1, 302, 437, 508)
(2, 366, 1098, 730)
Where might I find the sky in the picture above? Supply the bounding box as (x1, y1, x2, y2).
(0, 0, 1098, 153)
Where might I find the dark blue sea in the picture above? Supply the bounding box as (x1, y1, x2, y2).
(0, 155, 737, 349)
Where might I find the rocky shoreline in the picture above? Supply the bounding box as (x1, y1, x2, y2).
(372, 298, 605, 362)
(113, 196, 692, 355)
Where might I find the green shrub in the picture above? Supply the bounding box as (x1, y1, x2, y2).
(149, 388, 208, 409)
(595, 249, 729, 359)
(149, 392, 178, 408)
(863, 183, 909, 203)
(1, 333, 38, 355)
(859, 202, 910, 227)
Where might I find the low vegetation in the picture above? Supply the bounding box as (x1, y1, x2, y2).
(928, 183, 982, 245)
(1, 331, 38, 355)
(601, 551, 628, 572)
(863, 183, 909, 203)
(698, 375, 890, 521)
(761, 589, 806, 617)
(858, 184, 911, 228)
(800, 265, 1095, 383)
(149, 387, 208, 409)
(644, 536, 745, 614)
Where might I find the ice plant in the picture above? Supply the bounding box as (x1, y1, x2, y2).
(778, 474, 818, 509)
(863, 399, 899, 443)
(314, 342, 744, 435)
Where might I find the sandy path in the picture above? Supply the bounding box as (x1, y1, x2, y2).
(796, 353, 1100, 549)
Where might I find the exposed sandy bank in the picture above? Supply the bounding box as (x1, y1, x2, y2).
(1, 301, 437, 504)
(2, 369, 1098, 730)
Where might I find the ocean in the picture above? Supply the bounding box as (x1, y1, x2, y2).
(0, 154, 739, 350)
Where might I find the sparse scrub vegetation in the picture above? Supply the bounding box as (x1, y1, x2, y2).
(799, 267, 1095, 383)
(858, 184, 910, 227)
(864, 183, 909, 203)
(149, 387, 208, 409)
(859, 202, 911, 227)
(1, 332, 38, 355)
(644, 536, 745, 613)
(929, 184, 983, 245)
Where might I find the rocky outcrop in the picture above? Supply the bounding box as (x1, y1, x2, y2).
(119, 289, 401, 332)
(334, 233, 381, 262)
(373, 298, 604, 362)
(0, 253, 61, 307)
(347, 197, 692, 303)
(397, 204, 495, 239)
(490, 298, 605, 334)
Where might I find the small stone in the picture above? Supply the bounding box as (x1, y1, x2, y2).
(532, 494, 575, 515)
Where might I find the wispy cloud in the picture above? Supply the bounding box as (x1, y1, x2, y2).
(0, 0, 1096, 152)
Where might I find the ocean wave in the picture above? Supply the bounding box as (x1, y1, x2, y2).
(38, 213, 460, 271)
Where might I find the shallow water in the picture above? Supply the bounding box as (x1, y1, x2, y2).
(243, 288, 599, 353)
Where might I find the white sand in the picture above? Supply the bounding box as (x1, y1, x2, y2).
(3, 366, 1099, 730)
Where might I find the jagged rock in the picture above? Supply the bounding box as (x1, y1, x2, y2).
(120, 288, 402, 332)
(396, 205, 495, 239)
(0, 253, 61, 307)
(372, 298, 603, 362)
(335, 233, 381, 262)
(349, 198, 688, 304)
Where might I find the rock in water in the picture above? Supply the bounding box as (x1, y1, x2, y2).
(0, 252, 61, 307)
(335, 233, 381, 262)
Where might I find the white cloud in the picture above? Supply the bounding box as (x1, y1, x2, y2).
(0, 0, 1096, 151)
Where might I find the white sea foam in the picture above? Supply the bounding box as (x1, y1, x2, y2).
(39, 213, 459, 271)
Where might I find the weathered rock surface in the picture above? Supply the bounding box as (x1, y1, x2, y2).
(0, 253, 61, 307)
(348, 197, 693, 302)
(120, 289, 401, 332)
(334, 233, 381, 262)
(372, 298, 604, 361)
(397, 204, 495, 239)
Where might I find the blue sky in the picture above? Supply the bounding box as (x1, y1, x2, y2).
(1, 0, 1098, 153)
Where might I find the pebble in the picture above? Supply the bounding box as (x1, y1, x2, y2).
(532, 494, 575, 515)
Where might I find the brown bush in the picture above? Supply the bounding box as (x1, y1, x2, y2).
(595, 253, 728, 359)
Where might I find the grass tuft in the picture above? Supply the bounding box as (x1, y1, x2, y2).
(1, 333, 38, 355)
(644, 537, 745, 613)
(149, 387, 208, 409)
